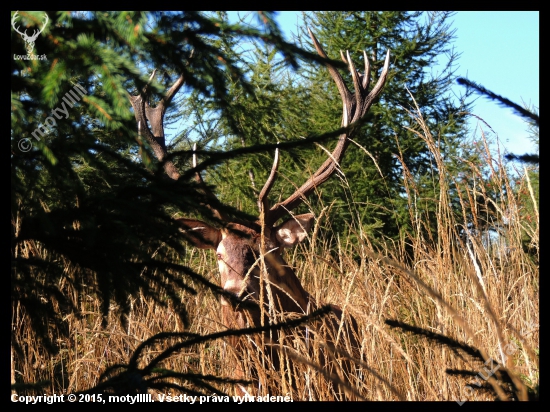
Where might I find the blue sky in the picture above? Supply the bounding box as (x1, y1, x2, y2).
(232, 11, 539, 157)
(439, 11, 538, 155)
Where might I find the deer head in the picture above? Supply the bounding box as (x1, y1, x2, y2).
(127, 27, 389, 345)
(12, 11, 49, 55)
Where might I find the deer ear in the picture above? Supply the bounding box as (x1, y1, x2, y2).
(275, 213, 315, 248)
(176, 218, 222, 250)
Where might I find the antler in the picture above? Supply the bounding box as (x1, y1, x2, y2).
(128, 70, 185, 180)
(12, 11, 49, 54)
(12, 12, 25, 37)
(12, 12, 48, 39)
(262, 29, 390, 226)
(258, 147, 280, 215)
(128, 49, 228, 223)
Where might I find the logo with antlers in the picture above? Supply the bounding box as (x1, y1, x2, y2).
(12, 11, 49, 55)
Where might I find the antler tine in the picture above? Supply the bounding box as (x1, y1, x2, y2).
(12, 11, 24, 36)
(340, 50, 348, 64)
(42, 12, 49, 30)
(308, 28, 353, 114)
(347, 50, 363, 125)
(357, 49, 390, 119)
(265, 30, 390, 226)
(258, 147, 280, 216)
(142, 69, 157, 96)
(362, 51, 371, 90)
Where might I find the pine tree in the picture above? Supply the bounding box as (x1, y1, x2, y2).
(174, 26, 319, 219)
(11, 10, 306, 365)
(298, 12, 472, 244)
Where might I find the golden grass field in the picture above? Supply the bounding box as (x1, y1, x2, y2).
(11, 114, 538, 401)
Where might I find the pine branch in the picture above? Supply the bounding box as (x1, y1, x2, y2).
(457, 77, 539, 126)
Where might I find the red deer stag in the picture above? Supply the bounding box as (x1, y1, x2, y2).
(128, 28, 390, 396)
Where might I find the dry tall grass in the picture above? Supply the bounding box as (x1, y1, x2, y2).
(11, 112, 539, 401)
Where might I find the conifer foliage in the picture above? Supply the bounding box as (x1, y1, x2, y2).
(298, 12, 471, 240)
(11, 10, 305, 357)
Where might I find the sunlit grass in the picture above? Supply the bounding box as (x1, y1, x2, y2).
(12, 112, 538, 401)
